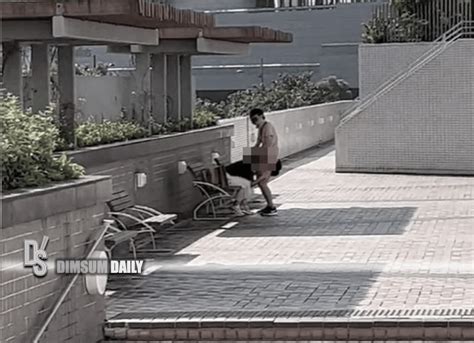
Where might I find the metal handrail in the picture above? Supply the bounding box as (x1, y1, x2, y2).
(339, 20, 474, 126)
(32, 219, 115, 343)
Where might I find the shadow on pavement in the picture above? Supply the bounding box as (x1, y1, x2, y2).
(219, 206, 417, 237)
(106, 268, 380, 318)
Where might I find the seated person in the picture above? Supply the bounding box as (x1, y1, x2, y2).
(225, 160, 255, 216)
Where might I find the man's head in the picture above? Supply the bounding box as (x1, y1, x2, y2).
(249, 108, 265, 128)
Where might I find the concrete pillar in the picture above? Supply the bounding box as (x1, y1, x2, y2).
(179, 55, 193, 123)
(2, 42, 23, 102)
(57, 46, 75, 146)
(31, 44, 50, 113)
(166, 54, 181, 122)
(131, 53, 151, 124)
(150, 54, 167, 123)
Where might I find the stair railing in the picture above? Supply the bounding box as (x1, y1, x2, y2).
(339, 20, 474, 127)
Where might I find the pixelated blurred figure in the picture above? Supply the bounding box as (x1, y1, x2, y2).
(248, 108, 280, 216)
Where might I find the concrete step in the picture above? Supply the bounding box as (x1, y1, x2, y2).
(103, 314, 474, 341)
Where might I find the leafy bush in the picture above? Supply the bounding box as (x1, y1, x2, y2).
(192, 108, 218, 129)
(1, 94, 84, 191)
(75, 120, 147, 148)
(362, 0, 429, 43)
(197, 72, 353, 118)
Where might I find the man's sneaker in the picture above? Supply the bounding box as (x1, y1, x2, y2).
(257, 206, 269, 214)
(260, 206, 278, 216)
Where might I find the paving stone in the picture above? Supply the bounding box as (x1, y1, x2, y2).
(106, 145, 474, 325)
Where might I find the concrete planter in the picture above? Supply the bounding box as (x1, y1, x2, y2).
(68, 125, 234, 217)
(0, 175, 112, 343)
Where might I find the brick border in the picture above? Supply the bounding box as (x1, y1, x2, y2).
(104, 319, 474, 341)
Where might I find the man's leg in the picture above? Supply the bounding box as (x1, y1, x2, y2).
(258, 171, 274, 208)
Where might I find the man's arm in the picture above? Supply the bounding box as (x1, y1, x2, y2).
(254, 131, 262, 148)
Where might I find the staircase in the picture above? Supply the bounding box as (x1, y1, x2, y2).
(339, 20, 474, 127)
(335, 20, 474, 175)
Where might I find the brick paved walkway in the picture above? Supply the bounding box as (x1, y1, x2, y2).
(106, 145, 474, 326)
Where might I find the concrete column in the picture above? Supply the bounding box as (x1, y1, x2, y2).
(131, 53, 151, 124)
(179, 55, 193, 123)
(166, 54, 181, 122)
(150, 54, 167, 123)
(31, 44, 50, 113)
(57, 46, 75, 146)
(2, 42, 23, 102)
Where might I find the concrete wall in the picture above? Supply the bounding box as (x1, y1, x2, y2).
(165, 0, 257, 10)
(336, 39, 474, 175)
(358, 42, 436, 98)
(0, 176, 112, 343)
(76, 3, 376, 94)
(219, 100, 354, 162)
(76, 76, 131, 123)
(68, 125, 233, 218)
(193, 3, 376, 91)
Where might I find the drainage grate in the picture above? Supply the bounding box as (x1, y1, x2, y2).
(111, 307, 474, 321)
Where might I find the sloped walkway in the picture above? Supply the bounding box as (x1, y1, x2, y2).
(105, 144, 474, 341)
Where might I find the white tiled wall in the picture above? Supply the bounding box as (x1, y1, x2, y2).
(336, 39, 474, 175)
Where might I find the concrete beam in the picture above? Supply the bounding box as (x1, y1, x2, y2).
(150, 54, 167, 123)
(196, 37, 250, 55)
(57, 46, 75, 146)
(180, 55, 193, 121)
(2, 42, 23, 101)
(124, 38, 250, 55)
(166, 55, 181, 121)
(1, 20, 52, 42)
(130, 53, 151, 124)
(52, 16, 159, 45)
(31, 44, 51, 113)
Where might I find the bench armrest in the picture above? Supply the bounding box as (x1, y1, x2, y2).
(193, 181, 232, 197)
(108, 212, 156, 233)
(133, 205, 164, 216)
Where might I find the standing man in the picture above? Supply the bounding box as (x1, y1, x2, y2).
(249, 108, 279, 216)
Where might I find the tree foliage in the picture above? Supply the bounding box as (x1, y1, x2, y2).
(1, 95, 84, 191)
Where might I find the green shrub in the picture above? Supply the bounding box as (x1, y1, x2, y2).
(192, 108, 217, 129)
(362, 0, 429, 43)
(75, 120, 147, 148)
(1, 94, 84, 191)
(197, 72, 353, 118)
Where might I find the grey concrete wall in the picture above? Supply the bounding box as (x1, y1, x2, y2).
(219, 100, 354, 162)
(165, 0, 257, 10)
(336, 39, 474, 175)
(76, 76, 131, 122)
(76, 4, 375, 93)
(0, 176, 112, 343)
(68, 125, 233, 218)
(359, 42, 437, 98)
(193, 3, 376, 91)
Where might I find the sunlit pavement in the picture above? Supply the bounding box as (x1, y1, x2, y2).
(105, 144, 474, 341)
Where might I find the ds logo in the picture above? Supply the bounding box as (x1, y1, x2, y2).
(24, 236, 49, 277)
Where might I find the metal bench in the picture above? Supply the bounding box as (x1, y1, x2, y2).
(187, 162, 241, 221)
(104, 224, 139, 259)
(106, 190, 177, 253)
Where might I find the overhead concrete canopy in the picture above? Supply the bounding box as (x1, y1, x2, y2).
(0, 0, 215, 28)
(0, 0, 292, 45)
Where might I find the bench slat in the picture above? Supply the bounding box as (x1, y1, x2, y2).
(105, 231, 138, 244)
